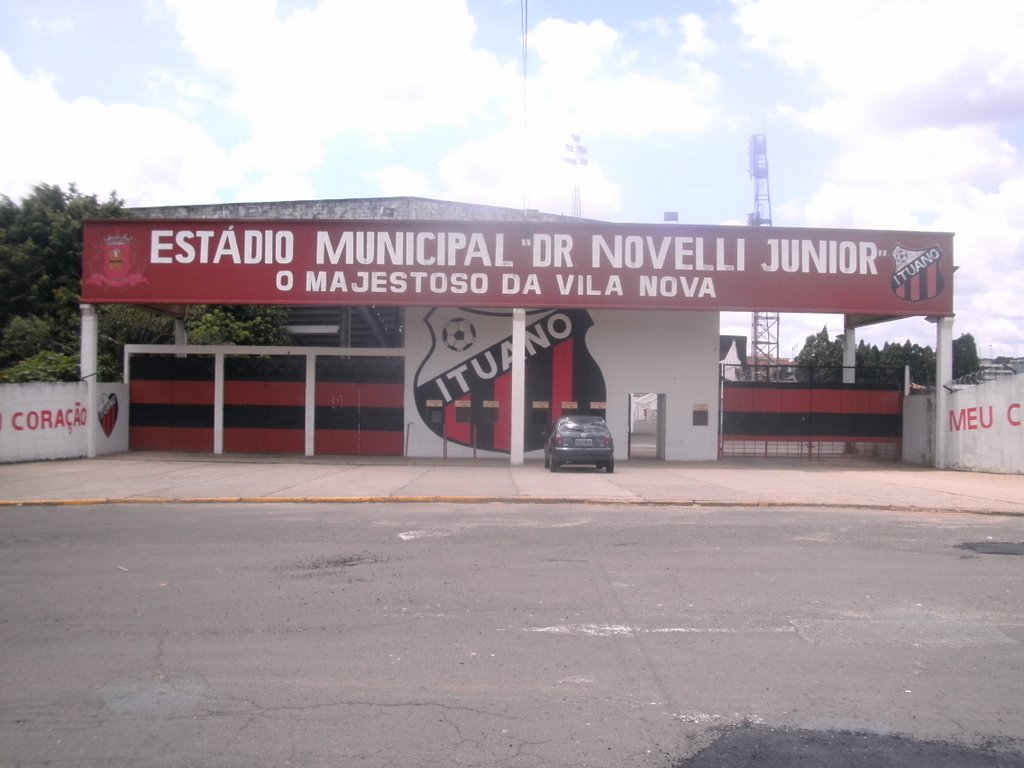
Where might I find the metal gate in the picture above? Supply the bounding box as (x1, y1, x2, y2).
(720, 366, 905, 459)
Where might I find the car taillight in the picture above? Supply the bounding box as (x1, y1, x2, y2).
(553, 435, 564, 446)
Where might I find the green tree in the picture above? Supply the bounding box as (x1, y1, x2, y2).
(0, 184, 125, 380)
(1, 350, 81, 382)
(795, 326, 843, 367)
(97, 305, 176, 379)
(856, 339, 881, 368)
(185, 305, 292, 345)
(794, 329, 984, 389)
(0, 185, 291, 381)
(794, 326, 844, 381)
(0, 183, 123, 330)
(878, 340, 936, 387)
(1, 315, 59, 362)
(952, 333, 981, 379)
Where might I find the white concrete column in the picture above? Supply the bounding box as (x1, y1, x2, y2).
(80, 304, 99, 381)
(933, 316, 955, 469)
(174, 318, 187, 345)
(304, 353, 316, 457)
(80, 304, 99, 458)
(842, 321, 856, 384)
(510, 308, 526, 465)
(213, 352, 225, 455)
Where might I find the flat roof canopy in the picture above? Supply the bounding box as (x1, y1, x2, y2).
(82, 219, 953, 319)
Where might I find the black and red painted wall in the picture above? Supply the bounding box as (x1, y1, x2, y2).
(224, 356, 304, 453)
(128, 353, 403, 455)
(720, 377, 904, 454)
(130, 355, 215, 452)
(315, 357, 404, 455)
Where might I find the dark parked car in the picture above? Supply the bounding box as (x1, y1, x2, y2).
(544, 415, 614, 473)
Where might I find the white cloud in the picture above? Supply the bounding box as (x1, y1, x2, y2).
(366, 165, 437, 198)
(0, 52, 239, 205)
(529, 18, 621, 81)
(165, 0, 513, 180)
(146, 70, 211, 117)
(233, 172, 316, 204)
(731, 0, 1024, 357)
(27, 14, 75, 36)
(791, 163, 1024, 357)
(428, 129, 622, 218)
(677, 13, 715, 56)
(526, 17, 722, 138)
(733, 0, 1024, 132)
(632, 17, 673, 38)
(834, 128, 1018, 188)
(1, 2, 723, 213)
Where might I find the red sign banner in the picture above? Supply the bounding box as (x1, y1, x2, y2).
(81, 219, 954, 316)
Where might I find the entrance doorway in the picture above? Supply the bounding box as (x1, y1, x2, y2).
(628, 393, 666, 459)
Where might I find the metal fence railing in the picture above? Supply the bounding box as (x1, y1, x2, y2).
(948, 366, 1022, 389)
(721, 364, 907, 387)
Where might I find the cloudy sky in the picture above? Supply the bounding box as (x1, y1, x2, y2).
(1, 0, 1022, 358)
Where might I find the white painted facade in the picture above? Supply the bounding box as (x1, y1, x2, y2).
(403, 307, 721, 461)
(0, 382, 129, 463)
(589, 309, 720, 460)
(904, 375, 1024, 474)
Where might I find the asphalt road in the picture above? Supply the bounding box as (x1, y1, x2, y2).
(2, 501, 1023, 767)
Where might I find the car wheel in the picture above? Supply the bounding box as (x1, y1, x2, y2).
(605, 458, 615, 473)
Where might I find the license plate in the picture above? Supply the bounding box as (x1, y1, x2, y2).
(575, 438, 593, 446)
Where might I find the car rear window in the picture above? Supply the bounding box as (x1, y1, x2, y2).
(560, 417, 606, 430)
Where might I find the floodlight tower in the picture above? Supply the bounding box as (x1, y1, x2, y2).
(564, 133, 588, 218)
(747, 133, 779, 368)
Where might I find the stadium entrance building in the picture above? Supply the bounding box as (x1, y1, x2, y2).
(79, 198, 957, 466)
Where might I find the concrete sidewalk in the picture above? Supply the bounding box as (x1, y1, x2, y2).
(1, 452, 1023, 515)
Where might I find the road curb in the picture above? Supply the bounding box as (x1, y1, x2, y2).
(1, 495, 1021, 516)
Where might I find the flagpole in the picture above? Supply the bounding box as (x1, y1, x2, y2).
(564, 133, 588, 217)
(511, 0, 530, 466)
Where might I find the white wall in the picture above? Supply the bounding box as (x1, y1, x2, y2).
(589, 309, 720, 460)
(403, 307, 720, 460)
(0, 383, 129, 463)
(901, 394, 934, 466)
(944, 376, 1024, 473)
(903, 376, 1023, 474)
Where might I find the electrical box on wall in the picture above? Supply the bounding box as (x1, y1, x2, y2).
(693, 404, 710, 426)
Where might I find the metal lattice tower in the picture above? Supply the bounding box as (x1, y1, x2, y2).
(747, 133, 779, 366)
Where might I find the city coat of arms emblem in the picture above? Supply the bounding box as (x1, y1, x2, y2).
(85, 234, 147, 287)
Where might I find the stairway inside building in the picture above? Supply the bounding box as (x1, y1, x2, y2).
(285, 306, 403, 348)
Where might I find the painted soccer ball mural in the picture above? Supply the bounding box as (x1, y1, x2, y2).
(441, 317, 477, 351)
